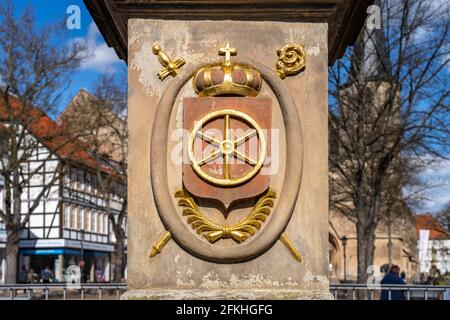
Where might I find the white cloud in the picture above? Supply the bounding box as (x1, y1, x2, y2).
(431, 0, 450, 12)
(72, 22, 123, 73)
(411, 26, 428, 43)
(414, 157, 450, 213)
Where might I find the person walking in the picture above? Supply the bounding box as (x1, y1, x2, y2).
(400, 272, 406, 281)
(41, 266, 53, 284)
(27, 268, 37, 284)
(19, 266, 28, 283)
(380, 265, 406, 300)
(18, 266, 28, 294)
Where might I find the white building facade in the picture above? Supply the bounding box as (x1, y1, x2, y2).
(418, 230, 450, 276)
(0, 187, 5, 283)
(0, 125, 125, 284)
(417, 215, 450, 278)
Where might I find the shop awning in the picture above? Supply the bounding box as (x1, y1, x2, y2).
(19, 248, 109, 256)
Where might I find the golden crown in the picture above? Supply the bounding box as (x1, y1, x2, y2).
(193, 44, 262, 97)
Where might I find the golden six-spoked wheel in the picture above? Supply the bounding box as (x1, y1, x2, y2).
(188, 109, 266, 187)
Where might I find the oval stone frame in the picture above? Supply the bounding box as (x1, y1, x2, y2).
(150, 59, 303, 263)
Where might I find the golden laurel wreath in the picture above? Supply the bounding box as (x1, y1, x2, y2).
(175, 189, 276, 243)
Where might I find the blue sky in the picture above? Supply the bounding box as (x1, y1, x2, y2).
(12, 0, 126, 112)
(413, 159, 450, 214)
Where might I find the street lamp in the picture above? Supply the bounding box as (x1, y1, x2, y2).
(80, 230, 85, 259)
(79, 230, 85, 283)
(341, 235, 348, 283)
(0, 176, 4, 228)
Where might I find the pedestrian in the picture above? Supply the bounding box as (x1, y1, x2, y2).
(429, 265, 441, 285)
(380, 265, 406, 300)
(18, 266, 28, 294)
(19, 266, 28, 283)
(27, 268, 36, 283)
(400, 271, 406, 281)
(41, 266, 52, 283)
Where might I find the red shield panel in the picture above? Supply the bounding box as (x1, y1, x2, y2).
(183, 97, 271, 208)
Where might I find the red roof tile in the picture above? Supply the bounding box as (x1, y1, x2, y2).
(415, 214, 450, 240)
(0, 94, 111, 174)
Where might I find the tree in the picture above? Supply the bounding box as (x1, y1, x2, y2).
(59, 74, 128, 283)
(0, 1, 84, 283)
(436, 202, 450, 231)
(329, 0, 450, 284)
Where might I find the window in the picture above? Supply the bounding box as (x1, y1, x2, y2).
(64, 172, 70, 188)
(86, 174, 91, 193)
(85, 208, 91, 232)
(70, 205, 76, 229)
(92, 176, 97, 194)
(84, 207, 89, 231)
(115, 185, 122, 201)
(77, 172, 84, 191)
(112, 185, 118, 201)
(64, 204, 69, 228)
(71, 170, 77, 190)
(98, 212, 102, 234)
(103, 214, 108, 234)
(77, 207, 83, 230)
(92, 210, 97, 233)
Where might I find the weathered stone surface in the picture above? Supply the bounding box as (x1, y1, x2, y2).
(84, 0, 374, 64)
(127, 19, 329, 299)
(122, 289, 334, 300)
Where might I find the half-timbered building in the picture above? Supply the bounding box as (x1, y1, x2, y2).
(0, 95, 126, 283)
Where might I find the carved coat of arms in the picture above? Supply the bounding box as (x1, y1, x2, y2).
(176, 44, 275, 243)
(150, 43, 304, 263)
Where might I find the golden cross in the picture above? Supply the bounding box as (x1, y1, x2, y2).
(218, 43, 237, 65)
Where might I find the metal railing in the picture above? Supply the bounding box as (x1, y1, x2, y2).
(0, 283, 127, 300)
(1, 283, 449, 300)
(330, 283, 450, 300)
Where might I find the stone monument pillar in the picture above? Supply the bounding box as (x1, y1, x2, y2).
(85, 0, 372, 299)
